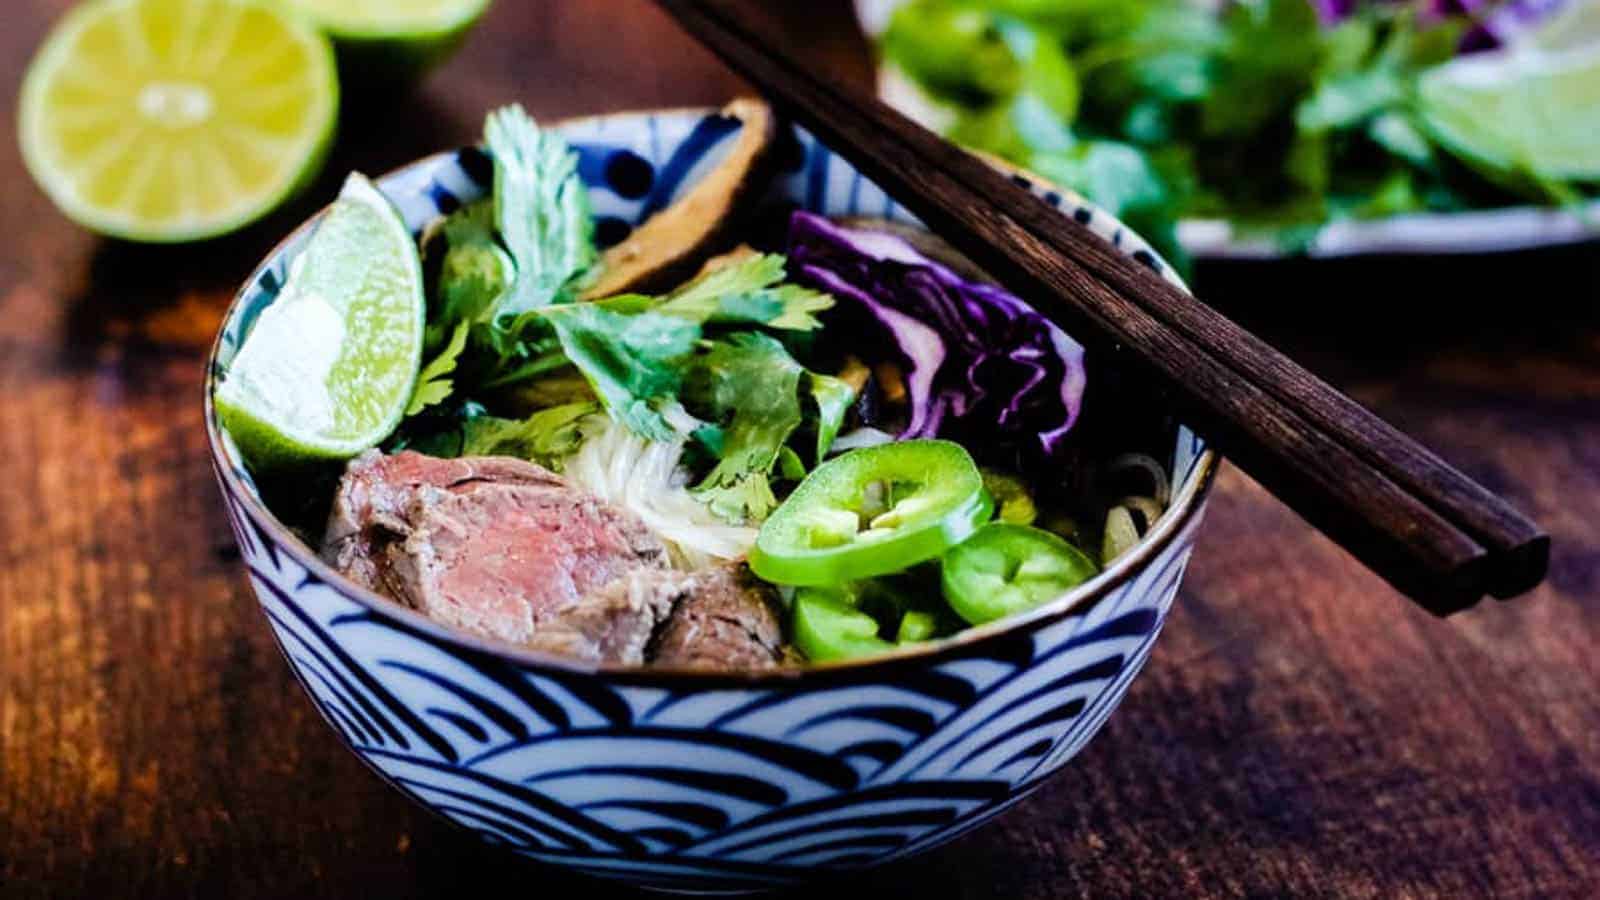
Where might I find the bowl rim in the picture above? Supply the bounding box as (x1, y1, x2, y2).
(204, 106, 1221, 686)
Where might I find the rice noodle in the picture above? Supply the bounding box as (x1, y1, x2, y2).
(562, 416, 756, 570)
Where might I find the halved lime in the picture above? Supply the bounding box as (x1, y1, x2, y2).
(277, 0, 492, 78)
(217, 174, 425, 467)
(18, 0, 339, 243)
(1418, 45, 1600, 185)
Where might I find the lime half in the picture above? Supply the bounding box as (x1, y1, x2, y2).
(1418, 45, 1600, 185)
(19, 0, 338, 243)
(277, 0, 491, 78)
(217, 174, 425, 467)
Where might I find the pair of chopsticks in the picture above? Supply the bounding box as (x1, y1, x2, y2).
(655, 0, 1549, 615)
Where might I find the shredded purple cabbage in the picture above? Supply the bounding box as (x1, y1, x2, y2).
(787, 211, 1087, 459)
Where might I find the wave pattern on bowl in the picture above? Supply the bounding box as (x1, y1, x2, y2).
(225, 486, 1202, 889)
(208, 108, 1213, 892)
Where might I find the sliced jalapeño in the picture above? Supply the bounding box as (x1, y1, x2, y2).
(750, 440, 993, 586)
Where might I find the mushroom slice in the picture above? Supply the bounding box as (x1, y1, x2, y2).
(581, 99, 781, 300)
(694, 244, 763, 279)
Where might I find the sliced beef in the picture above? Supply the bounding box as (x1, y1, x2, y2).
(524, 569, 690, 664)
(323, 451, 794, 670)
(324, 451, 570, 590)
(649, 564, 788, 671)
(322, 450, 670, 662)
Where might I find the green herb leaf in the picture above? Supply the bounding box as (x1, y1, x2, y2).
(430, 201, 511, 348)
(457, 401, 599, 467)
(537, 302, 702, 442)
(408, 109, 601, 404)
(686, 332, 808, 523)
(406, 320, 470, 416)
(1296, 67, 1406, 133)
(1368, 112, 1435, 169)
(656, 253, 835, 330)
(485, 105, 598, 317)
(1203, 0, 1323, 138)
(998, 19, 1079, 121)
(882, 0, 1023, 106)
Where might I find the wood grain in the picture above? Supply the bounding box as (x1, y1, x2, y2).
(0, 1, 1596, 897)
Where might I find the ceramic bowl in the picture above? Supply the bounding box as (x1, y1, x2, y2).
(205, 107, 1218, 893)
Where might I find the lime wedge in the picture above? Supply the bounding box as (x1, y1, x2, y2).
(19, 0, 338, 243)
(277, 0, 491, 77)
(1418, 45, 1600, 185)
(217, 174, 425, 467)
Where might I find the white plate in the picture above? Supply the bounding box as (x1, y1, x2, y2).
(856, 0, 1600, 259)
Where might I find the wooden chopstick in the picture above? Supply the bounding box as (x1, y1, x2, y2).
(961, 136, 1551, 601)
(655, 0, 1549, 614)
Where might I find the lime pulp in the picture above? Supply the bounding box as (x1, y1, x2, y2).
(18, 0, 339, 242)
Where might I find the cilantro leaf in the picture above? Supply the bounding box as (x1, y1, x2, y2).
(409, 109, 601, 399)
(685, 332, 808, 524)
(429, 201, 511, 350)
(401, 401, 598, 469)
(485, 105, 597, 317)
(536, 302, 702, 442)
(656, 253, 835, 330)
(1203, 0, 1323, 138)
(519, 263, 842, 447)
(761, 284, 839, 331)
(457, 401, 598, 467)
(406, 320, 470, 416)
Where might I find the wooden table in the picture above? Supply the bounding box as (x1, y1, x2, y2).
(2, 2, 1596, 897)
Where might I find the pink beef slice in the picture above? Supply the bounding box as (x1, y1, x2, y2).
(649, 564, 788, 670)
(321, 450, 672, 662)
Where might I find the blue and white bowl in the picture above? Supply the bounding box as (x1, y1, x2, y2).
(205, 107, 1219, 893)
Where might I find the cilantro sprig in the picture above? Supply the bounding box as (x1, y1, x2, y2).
(395, 105, 856, 526)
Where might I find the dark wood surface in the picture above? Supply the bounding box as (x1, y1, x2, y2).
(1, 2, 1596, 897)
